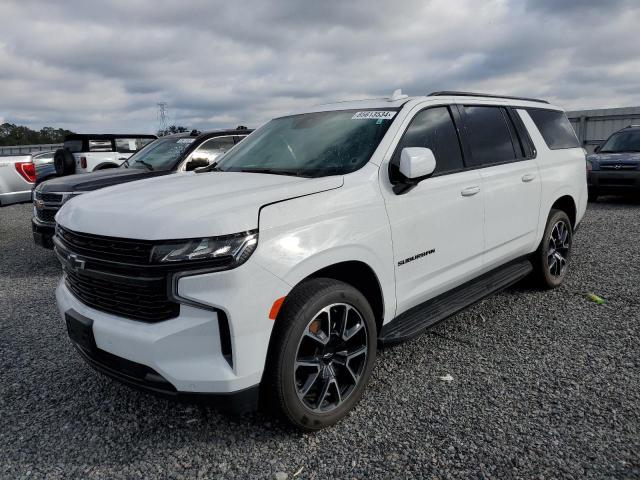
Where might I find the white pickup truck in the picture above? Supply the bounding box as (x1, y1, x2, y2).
(0, 154, 36, 205)
(54, 134, 156, 176)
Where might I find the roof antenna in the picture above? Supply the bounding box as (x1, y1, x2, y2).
(389, 89, 408, 101)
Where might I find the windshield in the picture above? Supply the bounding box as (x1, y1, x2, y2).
(216, 109, 398, 177)
(123, 136, 196, 170)
(600, 130, 640, 153)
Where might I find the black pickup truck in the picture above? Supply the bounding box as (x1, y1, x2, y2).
(32, 127, 252, 248)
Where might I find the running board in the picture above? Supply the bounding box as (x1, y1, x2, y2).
(378, 259, 533, 347)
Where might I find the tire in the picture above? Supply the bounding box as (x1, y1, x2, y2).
(588, 187, 599, 202)
(264, 278, 377, 431)
(530, 209, 573, 289)
(53, 149, 75, 176)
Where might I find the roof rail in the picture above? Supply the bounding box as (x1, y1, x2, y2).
(428, 91, 549, 104)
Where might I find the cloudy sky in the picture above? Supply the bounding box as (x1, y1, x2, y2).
(0, 0, 638, 134)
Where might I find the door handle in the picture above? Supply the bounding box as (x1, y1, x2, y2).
(461, 185, 481, 197)
(522, 173, 536, 182)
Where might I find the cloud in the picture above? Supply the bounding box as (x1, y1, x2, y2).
(0, 0, 638, 133)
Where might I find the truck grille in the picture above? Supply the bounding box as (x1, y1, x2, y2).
(57, 226, 154, 264)
(63, 266, 179, 322)
(36, 192, 64, 203)
(56, 227, 180, 322)
(35, 208, 57, 223)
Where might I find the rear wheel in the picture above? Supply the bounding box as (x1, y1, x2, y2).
(264, 278, 377, 431)
(530, 209, 573, 289)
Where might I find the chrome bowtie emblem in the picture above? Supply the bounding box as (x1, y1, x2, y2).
(67, 253, 85, 271)
(615, 164, 621, 169)
(34, 199, 45, 210)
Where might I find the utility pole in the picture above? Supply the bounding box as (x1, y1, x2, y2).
(157, 102, 168, 135)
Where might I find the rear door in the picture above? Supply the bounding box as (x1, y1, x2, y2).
(458, 104, 541, 268)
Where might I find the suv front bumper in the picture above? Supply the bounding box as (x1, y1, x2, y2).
(588, 170, 640, 193)
(55, 259, 291, 410)
(32, 217, 55, 248)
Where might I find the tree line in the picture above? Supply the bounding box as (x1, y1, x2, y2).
(0, 122, 74, 146)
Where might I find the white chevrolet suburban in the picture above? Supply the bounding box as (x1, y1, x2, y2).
(54, 91, 587, 430)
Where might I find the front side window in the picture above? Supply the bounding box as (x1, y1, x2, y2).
(390, 106, 463, 181)
(599, 130, 640, 153)
(527, 109, 579, 150)
(190, 136, 235, 163)
(124, 136, 195, 171)
(216, 109, 397, 177)
(463, 106, 517, 167)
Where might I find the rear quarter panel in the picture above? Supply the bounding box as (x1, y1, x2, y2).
(517, 109, 588, 247)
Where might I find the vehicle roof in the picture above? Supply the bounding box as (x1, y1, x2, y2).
(162, 127, 253, 140)
(294, 92, 563, 115)
(64, 133, 158, 141)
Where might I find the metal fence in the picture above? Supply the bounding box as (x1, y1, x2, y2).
(567, 107, 640, 153)
(0, 143, 61, 156)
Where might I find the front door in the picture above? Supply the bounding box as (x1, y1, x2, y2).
(382, 105, 485, 315)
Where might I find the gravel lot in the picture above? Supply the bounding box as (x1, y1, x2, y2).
(1, 199, 639, 479)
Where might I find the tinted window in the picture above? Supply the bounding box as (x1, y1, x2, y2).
(391, 107, 463, 179)
(463, 106, 516, 167)
(88, 139, 113, 152)
(527, 109, 579, 150)
(63, 140, 83, 152)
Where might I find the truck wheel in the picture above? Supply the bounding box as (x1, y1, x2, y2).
(54, 149, 75, 176)
(588, 187, 599, 202)
(531, 209, 573, 289)
(265, 278, 377, 431)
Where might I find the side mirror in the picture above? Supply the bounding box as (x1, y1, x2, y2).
(394, 147, 436, 194)
(185, 157, 210, 171)
(593, 145, 601, 153)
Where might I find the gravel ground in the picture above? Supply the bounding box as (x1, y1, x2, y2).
(1, 199, 639, 479)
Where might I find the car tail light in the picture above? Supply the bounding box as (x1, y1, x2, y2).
(15, 162, 36, 183)
(80, 156, 87, 169)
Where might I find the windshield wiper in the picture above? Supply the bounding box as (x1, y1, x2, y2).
(236, 167, 308, 177)
(136, 160, 154, 171)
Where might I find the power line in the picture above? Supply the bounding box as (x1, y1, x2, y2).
(157, 102, 168, 133)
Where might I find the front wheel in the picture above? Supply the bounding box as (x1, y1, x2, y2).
(264, 278, 377, 431)
(530, 209, 573, 289)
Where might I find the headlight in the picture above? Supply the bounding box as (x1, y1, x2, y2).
(150, 230, 258, 267)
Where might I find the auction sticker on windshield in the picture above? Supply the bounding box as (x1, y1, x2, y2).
(351, 111, 396, 120)
(177, 138, 196, 144)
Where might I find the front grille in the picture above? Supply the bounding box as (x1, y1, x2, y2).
(57, 226, 154, 264)
(63, 267, 179, 322)
(35, 191, 64, 203)
(56, 227, 180, 322)
(35, 208, 57, 223)
(600, 163, 638, 170)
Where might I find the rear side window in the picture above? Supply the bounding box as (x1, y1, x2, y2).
(115, 137, 154, 153)
(63, 140, 83, 153)
(190, 136, 235, 162)
(392, 106, 464, 178)
(527, 109, 579, 150)
(462, 106, 516, 167)
(88, 139, 113, 152)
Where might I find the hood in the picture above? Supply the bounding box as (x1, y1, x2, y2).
(588, 151, 640, 164)
(37, 168, 171, 192)
(56, 171, 343, 239)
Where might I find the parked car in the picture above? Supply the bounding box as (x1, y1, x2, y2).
(33, 127, 252, 248)
(32, 151, 57, 185)
(586, 125, 640, 200)
(0, 154, 35, 205)
(53, 91, 587, 430)
(53, 133, 157, 176)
